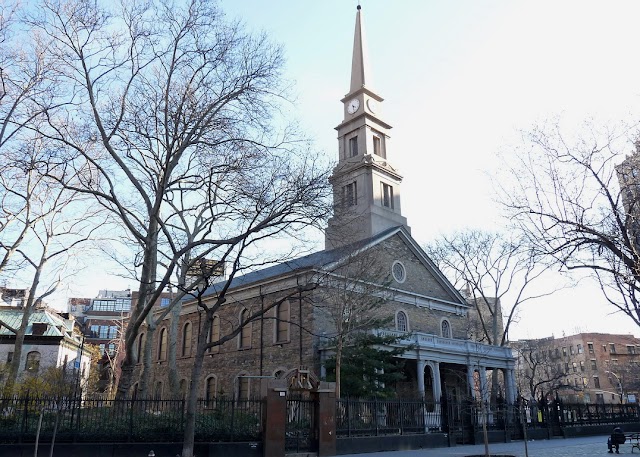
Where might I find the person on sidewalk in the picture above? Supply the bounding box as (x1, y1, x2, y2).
(608, 426, 626, 454)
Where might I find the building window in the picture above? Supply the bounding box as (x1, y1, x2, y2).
(158, 328, 167, 361)
(610, 343, 617, 354)
(594, 376, 601, 389)
(342, 182, 357, 207)
(160, 297, 170, 307)
(602, 344, 607, 352)
(396, 311, 408, 332)
(392, 261, 406, 283)
(381, 183, 394, 209)
(275, 300, 290, 343)
(182, 322, 192, 357)
(570, 346, 575, 355)
(562, 347, 567, 356)
(205, 376, 217, 407)
(441, 319, 452, 338)
(237, 376, 250, 402)
(564, 362, 569, 372)
(596, 393, 604, 404)
(572, 362, 577, 372)
(627, 345, 636, 354)
(373, 135, 384, 158)
(580, 361, 585, 372)
(577, 344, 583, 354)
(349, 136, 358, 157)
(239, 309, 252, 349)
(25, 351, 40, 373)
(587, 342, 594, 353)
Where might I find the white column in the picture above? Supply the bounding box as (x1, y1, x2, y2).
(432, 362, 442, 401)
(467, 366, 476, 400)
(505, 368, 517, 404)
(479, 366, 489, 404)
(417, 359, 426, 398)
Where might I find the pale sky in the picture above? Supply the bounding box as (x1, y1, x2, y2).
(62, 1, 640, 340)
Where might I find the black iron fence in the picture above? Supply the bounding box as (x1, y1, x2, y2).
(0, 394, 264, 443)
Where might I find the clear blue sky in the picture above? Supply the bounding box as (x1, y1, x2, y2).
(217, 0, 640, 340)
(67, 0, 640, 339)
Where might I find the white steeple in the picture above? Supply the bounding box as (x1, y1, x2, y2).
(324, 5, 410, 250)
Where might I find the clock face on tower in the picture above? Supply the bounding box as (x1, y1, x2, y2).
(347, 98, 360, 114)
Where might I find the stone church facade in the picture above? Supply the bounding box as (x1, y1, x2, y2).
(139, 5, 516, 406)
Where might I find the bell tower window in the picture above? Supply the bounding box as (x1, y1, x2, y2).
(349, 136, 358, 157)
(373, 135, 384, 158)
(343, 182, 357, 207)
(382, 183, 394, 209)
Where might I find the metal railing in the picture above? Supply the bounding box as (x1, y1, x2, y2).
(0, 394, 264, 443)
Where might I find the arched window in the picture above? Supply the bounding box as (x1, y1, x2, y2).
(275, 300, 290, 343)
(25, 351, 41, 372)
(209, 315, 220, 353)
(237, 375, 250, 402)
(396, 311, 408, 332)
(158, 328, 167, 360)
(441, 319, 451, 338)
(136, 332, 145, 363)
(205, 376, 217, 407)
(239, 309, 251, 349)
(182, 322, 192, 357)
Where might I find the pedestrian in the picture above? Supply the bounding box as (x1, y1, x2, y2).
(608, 426, 626, 454)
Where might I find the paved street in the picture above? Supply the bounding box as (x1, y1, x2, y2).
(344, 435, 619, 457)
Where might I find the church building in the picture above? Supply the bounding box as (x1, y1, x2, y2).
(145, 5, 516, 409)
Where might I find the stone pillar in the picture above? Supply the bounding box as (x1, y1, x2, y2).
(263, 386, 287, 457)
(467, 366, 476, 400)
(505, 368, 517, 404)
(315, 382, 337, 457)
(432, 362, 442, 400)
(417, 359, 426, 397)
(478, 366, 489, 405)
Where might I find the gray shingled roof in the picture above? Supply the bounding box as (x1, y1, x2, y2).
(0, 308, 75, 338)
(202, 226, 402, 297)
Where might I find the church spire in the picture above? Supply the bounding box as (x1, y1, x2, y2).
(349, 5, 373, 94)
(324, 5, 410, 250)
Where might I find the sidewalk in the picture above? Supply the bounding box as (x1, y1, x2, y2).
(343, 435, 615, 457)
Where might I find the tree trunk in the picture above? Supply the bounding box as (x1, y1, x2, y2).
(335, 338, 343, 399)
(139, 321, 157, 398)
(182, 310, 212, 457)
(168, 301, 181, 398)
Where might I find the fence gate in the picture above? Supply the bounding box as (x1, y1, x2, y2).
(285, 392, 316, 453)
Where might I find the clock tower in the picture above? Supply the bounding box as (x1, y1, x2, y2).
(325, 5, 410, 250)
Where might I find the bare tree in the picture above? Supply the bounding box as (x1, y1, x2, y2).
(500, 120, 640, 329)
(312, 249, 393, 398)
(514, 340, 571, 402)
(27, 0, 331, 401)
(426, 230, 557, 348)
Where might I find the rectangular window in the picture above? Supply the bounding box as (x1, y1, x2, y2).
(562, 347, 567, 356)
(572, 362, 577, 372)
(603, 344, 607, 352)
(99, 326, 108, 338)
(612, 358, 618, 365)
(373, 136, 382, 157)
(594, 376, 601, 389)
(577, 344, 583, 354)
(591, 359, 597, 370)
(349, 136, 358, 157)
(596, 393, 604, 403)
(160, 297, 170, 307)
(580, 361, 585, 372)
(588, 343, 594, 354)
(382, 183, 394, 209)
(628, 345, 636, 354)
(610, 343, 617, 354)
(564, 362, 569, 372)
(343, 182, 357, 207)
(570, 346, 575, 355)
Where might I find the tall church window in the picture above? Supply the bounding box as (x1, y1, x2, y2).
(275, 300, 290, 343)
(158, 328, 167, 360)
(396, 311, 408, 332)
(237, 375, 250, 402)
(209, 315, 220, 353)
(239, 309, 252, 349)
(136, 332, 145, 363)
(182, 322, 192, 357)
(342, 182, 357, 207)
(441, 319, 451, 338)
(25, 351, 41, 372)
(349, 136, 358, 157)
(205, 376, 217, 407)
(382, 183, 394, 209)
